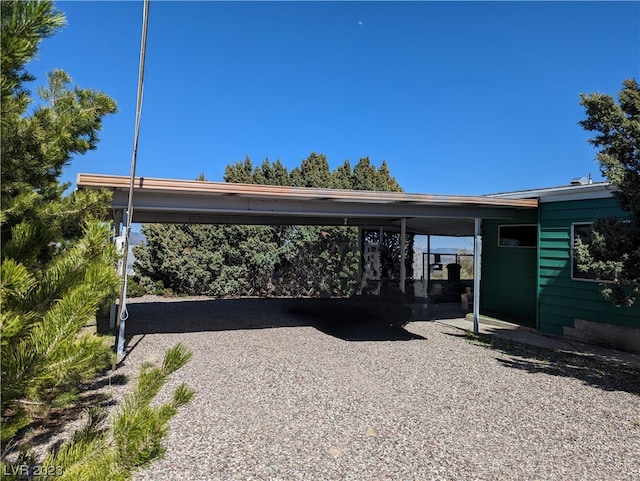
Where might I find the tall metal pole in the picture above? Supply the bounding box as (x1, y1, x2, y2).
(427, 234, 431, 294)
(473, 218, 482, 335)
(400, 218, 406, 293)
(357, 227, 363, 282)
(114, 0, 151, 356)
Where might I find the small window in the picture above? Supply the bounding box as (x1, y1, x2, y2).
(498, 224, 537, 248)
(571, 222, 613, 282)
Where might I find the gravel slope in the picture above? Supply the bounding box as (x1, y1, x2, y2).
(110, 296, 640, 481)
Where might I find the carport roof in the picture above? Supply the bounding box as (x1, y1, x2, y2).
(77, 173, 538, 236)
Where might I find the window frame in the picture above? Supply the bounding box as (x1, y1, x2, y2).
(570, 222, 614, 283)
(497, 224, 538, 248)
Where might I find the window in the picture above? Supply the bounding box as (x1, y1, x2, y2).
(571, 222, 613, 282)
(498, 224, 537, 248)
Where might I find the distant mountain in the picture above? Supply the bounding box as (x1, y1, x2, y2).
(415, 246, 472, 254)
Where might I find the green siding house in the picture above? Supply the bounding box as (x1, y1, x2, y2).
(481, 181, 640, 352)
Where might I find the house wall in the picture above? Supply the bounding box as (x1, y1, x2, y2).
(538, 196, 640, 336)
(481, 211, 538, 324)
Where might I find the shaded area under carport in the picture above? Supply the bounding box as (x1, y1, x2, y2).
(105, 295, 473, 350)
(113, 297, 444, 343)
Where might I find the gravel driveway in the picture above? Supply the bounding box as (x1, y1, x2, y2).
(113, 296, 640, 481)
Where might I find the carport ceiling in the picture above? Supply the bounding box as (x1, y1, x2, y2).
(77, 174, 538, 236)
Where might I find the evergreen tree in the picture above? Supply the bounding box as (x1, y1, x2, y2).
(378, 160, 403, 192)
(134, 222, 281, 297)
(1, 2, 194, 476)
(134, 154, 412, 298)
(296, 152, 332, 188)
(332, 160, 353, 189)
(576, 79, 640, 306)
(1, 0, 119, 443)
(253, 158, 290, 186)
(352, 156, 382, 191)
(223, 155, 254, 183)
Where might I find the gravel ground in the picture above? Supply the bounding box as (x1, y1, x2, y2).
(105, 296, 640, 481)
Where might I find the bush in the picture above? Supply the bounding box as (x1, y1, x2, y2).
(126, 276, 146, 298)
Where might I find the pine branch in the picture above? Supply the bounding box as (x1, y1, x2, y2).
(32, 345, 195, 480)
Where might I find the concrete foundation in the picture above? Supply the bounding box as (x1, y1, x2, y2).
(564, 318, 640, 353)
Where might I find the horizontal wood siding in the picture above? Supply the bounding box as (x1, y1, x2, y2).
(481, 212, 537, 322)
(538, 197, 640, 334)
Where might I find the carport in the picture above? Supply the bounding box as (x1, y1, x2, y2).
(77, 173, 538, 351)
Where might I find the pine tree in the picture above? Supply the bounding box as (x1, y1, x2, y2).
(1, 3, 194, 476)
(1, 0, 119, 444)
(222, 155, 254, 183)
(134, 154, 412, 298)
(134, 222, 281, 297)
(297, 152, 332, 188)
(332, 160, 353, 189)
(576, 79, 640, 306)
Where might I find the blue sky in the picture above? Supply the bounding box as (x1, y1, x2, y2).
(31, 1, 639, 197)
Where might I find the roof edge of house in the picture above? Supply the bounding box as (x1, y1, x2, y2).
(487, 181, 615, 203)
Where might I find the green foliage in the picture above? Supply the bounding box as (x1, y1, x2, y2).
(352, 157, 402, 191)
(0, 345, 194, 481)
(126, 276, 146, 298)
(578, 79, 640, 306)
(290, 152, 332, 187)
(2, 66, 117, 206)
(1, 0, 117, 248)
(135, 154, 412, 298)
(0, 0, 119, 451)
(1, 175, 119, 445)
(111, 344, 193, 472)
(1, 3, 194, 479)
(0, 0, 65, 103)
(134, 223, 280, 297)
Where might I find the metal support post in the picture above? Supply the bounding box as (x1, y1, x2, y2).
(357, 227, 363, 282)
(427, 234, 431, 294)
(400, 218, 406, 293)
(473, 218, 482, 335)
